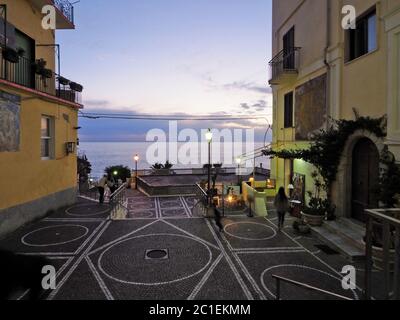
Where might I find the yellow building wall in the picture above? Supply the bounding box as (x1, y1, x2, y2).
(0, 88, 78, 210)
(270, 0, 400, 209)
(0, 0, 79, 213)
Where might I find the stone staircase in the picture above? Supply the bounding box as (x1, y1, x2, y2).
(310, 218, 366, 262)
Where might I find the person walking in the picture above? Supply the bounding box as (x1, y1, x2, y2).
(274, 187, 290, 231)
(98, 175, 108, 204)
(213, 204, 223, 232)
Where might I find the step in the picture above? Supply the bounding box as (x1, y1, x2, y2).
(310, 224, 365, 262)
(323, 219, 365, 250)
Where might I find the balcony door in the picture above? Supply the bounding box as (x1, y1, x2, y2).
(15, 30, 35, 88)
(283, 27, 295, 69)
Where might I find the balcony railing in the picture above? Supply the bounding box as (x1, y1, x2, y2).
(52, 0, 74, 26)
(364, 208, 400, 300)
(0, 51, 82, 105)
(269, 47, 301, 84)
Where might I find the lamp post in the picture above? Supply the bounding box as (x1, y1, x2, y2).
(134, 154, 139, 190)
(236, 157, 241, 186)
(205, 129, 213, 205)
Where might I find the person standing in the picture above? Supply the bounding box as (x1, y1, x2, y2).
(274, 187, 289, 231)
(98, 175, 108, 204)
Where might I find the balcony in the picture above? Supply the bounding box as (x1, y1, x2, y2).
(30, 0, 75, 29)
(268, 47, 301, 85)
(0, 50, 83, 105)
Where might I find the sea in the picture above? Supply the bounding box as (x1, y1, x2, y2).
(79, 141, 271, 179)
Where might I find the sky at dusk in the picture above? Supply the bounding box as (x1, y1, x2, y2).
(57, 0, 273, 142)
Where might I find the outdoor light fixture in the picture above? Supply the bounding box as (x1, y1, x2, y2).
(205, 128, 213, 143)
(134, 154, 139, 190)
(206, 129, 213, 205)
(113, 171, 118, 176)
(66, 142, 76, 155)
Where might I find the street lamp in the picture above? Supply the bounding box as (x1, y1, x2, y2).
(205, 129, 213, 205)
(235, 157, 241, 186)
(134, 154, 139, 190)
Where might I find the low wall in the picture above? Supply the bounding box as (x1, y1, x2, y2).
(0, 187, 77, 239)
(137, 177, 197, 197)
(242, 182, 268, 217)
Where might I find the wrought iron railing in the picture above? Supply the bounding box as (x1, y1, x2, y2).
(364, 208, 400, 300)
(0, 52, 82, 104)
(52, 0, 74, 25)
(269, 47, 301, 82)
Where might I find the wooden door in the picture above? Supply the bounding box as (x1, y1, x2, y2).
(351, 138, 379, 222)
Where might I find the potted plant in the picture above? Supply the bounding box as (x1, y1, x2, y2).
(58, 76, 70, 86)
(293, 219, 311, 234)
(301, 172, 330, 227)
(41, 68, 53, 79)
(69, 82, 83, 92)
(17, 47, 25, 57)
(33, 59, 47, 74)
(3, 47, 19, 63)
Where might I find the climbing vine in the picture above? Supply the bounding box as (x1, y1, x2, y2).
(264, 116, 387, 192)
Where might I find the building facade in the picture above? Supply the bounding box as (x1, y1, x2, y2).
(0, 0, 83, 237)
(269, 0, 400, 221)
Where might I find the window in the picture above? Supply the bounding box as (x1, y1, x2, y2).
(284, 92, 294, 128)
(283, 27, 295, 69)
(41, 116, 54, 159)
(347, 8, 377, 61)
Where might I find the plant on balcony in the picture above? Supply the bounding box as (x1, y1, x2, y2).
(58, 76, 70, 86)
(41, 68, 53, 79)
(16, 47, 25, 57)
(69, 82, 83, 92)
(3, 47, 19, 63)
(33, 59, 47, 74)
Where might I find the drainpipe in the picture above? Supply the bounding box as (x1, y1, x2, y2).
(324, 0, 331, 121)
(324, 0, 333, 202)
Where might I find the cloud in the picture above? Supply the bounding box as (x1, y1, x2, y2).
(222, 81, 271, 94)
(83, 99, 111, 107)
(78, 107, 271, 142)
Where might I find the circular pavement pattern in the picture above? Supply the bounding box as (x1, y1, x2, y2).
(98, 233, 212, 286)
(22, 225, 89, 247)
(66, 204, 110, 217)
(260, 264, 359, 300)
(224, 222, 277, 241)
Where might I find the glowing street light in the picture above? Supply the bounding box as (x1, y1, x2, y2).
(134, 154, 139, 190)
(205, 129, 213, 205)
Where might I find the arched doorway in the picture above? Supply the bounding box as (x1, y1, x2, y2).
(351, 138, 380, 222)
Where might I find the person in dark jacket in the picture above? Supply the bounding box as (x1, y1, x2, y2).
(274, 187, 290, 231)
(213, 204, 223, 232)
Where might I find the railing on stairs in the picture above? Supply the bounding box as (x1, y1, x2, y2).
(364, 208, 400, 300)
(109, 183, 128, 219)
(193, 184, 209, 217)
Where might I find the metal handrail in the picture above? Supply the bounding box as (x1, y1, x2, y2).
(272, 275, 353, 300)
(268, 47, 302, 65)
(364, 208, 400, 300)
(0, 51, 82, 104)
